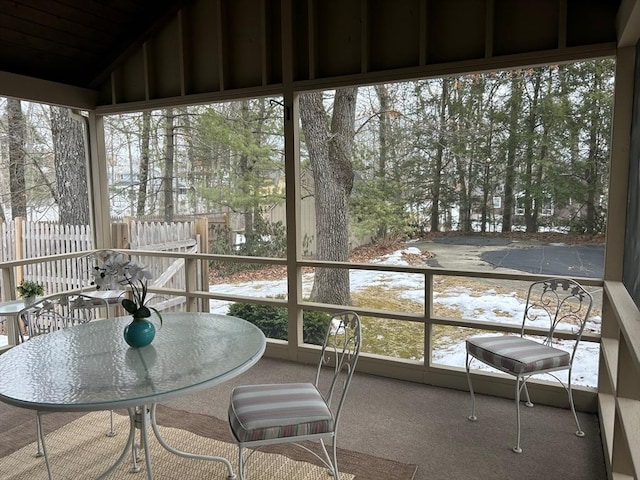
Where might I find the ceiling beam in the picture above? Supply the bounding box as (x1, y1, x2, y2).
(0, 71, 98, 109)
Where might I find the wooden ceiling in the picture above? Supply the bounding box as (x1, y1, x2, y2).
(0, 0, 190, 89)
(0, 0, 625, 111)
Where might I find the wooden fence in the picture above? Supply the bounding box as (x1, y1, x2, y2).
(0, 218, 207, 309)
(127, 218, 207, 312)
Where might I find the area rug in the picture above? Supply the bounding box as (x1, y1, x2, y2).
(0, 406, 417, 480)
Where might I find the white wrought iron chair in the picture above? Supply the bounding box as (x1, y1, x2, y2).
(24, 291, 119, 456)
(26, 292, 104, 337)
(465, 277, 593, 453)
(228, 311, 362, 480)
(26, 251, 128, 457)
(24, 250, 127, 339)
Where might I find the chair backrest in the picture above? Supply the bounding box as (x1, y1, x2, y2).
(314, 311, 362, 429)
(521, 278, 593, 353)
(27, 293, 98, 337)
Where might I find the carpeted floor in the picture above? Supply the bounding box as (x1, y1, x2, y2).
(162, 357, 608, 480)
(0, 404, 417, 480)
(0, 356, 607, 480)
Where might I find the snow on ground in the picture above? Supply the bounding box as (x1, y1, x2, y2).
(209, 246, 600, 388)
(1, 247, 600, 387)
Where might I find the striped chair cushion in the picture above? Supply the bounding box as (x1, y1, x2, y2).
(229, 383, 333, 443)
(466, 336, 570, 375)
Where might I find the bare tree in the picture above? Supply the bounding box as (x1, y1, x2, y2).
(300, 88, 357, 305)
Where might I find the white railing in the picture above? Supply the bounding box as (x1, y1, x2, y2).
(1, 249, 602, 402)
(2, 249, 637, 477)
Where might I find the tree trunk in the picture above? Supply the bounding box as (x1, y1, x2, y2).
(430, 79, 448, 232)
(163, 108, 175, 222)
(455, 152, 471, 232)
(375, 84, 390, 177)
(375, 84, 391, 238)
(7, 99, 27, 219)
(136, 111, 151, 217)
(480, 99, 496, 233)
(502, 72, 522, 233)
(50, 107, 90, 225)
(481, 158, 490, 232)
(524, 71, 541, 233)
(182, 110, 197, 214)
(585, 85, 601, 234)
(239, 100, 255, 235)
(300, 88, 357, 305)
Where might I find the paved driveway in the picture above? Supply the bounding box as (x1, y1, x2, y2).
(415, 235, 604, 278)
(480, 244, 604, 277)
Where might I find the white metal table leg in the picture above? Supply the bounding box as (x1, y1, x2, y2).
(137, 405, 154, 479)
(100, 403, 236, 479)
(149, 403, 236, 479)
(36, 411, 54, 480)
(97, 408, 137, 479)
(106, 410, 116, 437)
(35, 413, 44, 457)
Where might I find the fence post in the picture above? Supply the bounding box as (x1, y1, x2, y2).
(195, 217, 209, 307)
(184, 257, 199, 312)
(111, 221, 130, 249)
(2, 217, 24, 345)
(1, 259, 19, 345)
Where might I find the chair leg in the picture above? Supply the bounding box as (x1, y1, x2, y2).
(331, 439, 339, 479)
(513, 377, 523, 453)
(318, 437, 338, 478)
(567, 379, 585, 438)
(106, 410, 116, 437)
(237, 444, 245, 480)
(35, 413, 44, 457)
(36, 412, 54, 480)
(465, 352, 477, 421)
(522, 381, 534, 408)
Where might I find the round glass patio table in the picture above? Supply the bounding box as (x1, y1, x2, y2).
(0, 297, 45, 344)
(0, 312, 266, 480)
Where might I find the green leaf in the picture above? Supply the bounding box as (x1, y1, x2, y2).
(134, 305, 151, 318)
(121, 298, 138, 315)
(150, 307, 163, 327)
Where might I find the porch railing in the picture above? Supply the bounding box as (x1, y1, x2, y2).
(0, 249, 637, 479)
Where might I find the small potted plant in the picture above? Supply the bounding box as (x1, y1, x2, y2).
(16, 279, 45, 305)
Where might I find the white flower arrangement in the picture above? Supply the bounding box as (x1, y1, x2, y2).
(92, 252, 159, 322)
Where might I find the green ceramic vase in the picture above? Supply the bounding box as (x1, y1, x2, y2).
(123, 318, 155, 348)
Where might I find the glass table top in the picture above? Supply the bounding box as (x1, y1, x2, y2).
(0, 313, 266, 411)
(0, 298, 40, 316)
